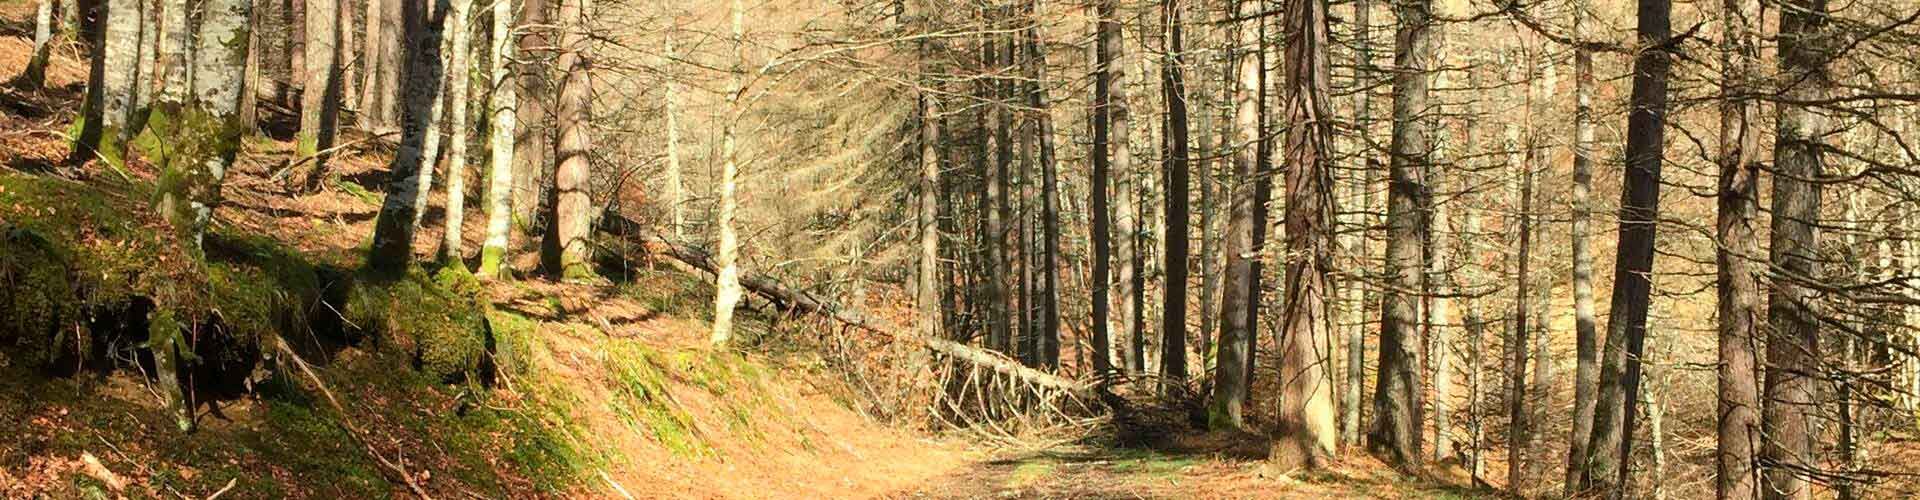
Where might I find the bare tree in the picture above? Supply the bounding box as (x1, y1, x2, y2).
(1367, 0, 1430, 468)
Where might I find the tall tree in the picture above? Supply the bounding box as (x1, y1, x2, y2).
(297, 0, 344, 190)
(1100, 0, 1139, 374)
(916, 0, 942, 342)
(1342, 0, 1374, 448)
(478, 0, 518, 278)
(1088, 0, 1119, 376)
(440, 0, 476, 262)
(1209, 0, 1262, 429)
(1367, 0, 1430, 468)
(1159, 0, 1191, 390)
(664, 21, 687, 240)
(1761, 0, 1830, 497)
(1272, 0, 1338, 469)
(545, 0, 593, 277)
(1505, 49, 1536, 490)
(512, 0, 552, 240)
(1023, 0, 1063, 369)
(1563, 0, 1601, 488)
(365, 0, 447, 273)
(1712, 0, 1763, 497)
(1580, 0, 1674, 491)
(710, 0, 746, 345)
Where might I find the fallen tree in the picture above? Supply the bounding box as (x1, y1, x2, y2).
(598, 215, 1095, 398)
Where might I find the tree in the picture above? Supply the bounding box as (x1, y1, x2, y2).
(1761, 0, 1831, 497)
(478, 0, 519, 278)
(1159, 0, 1190, 390)
(1023, 0, 1063, 369)
(1563, 0, 1601, 489)
(1580, 0, 1674, 491)
(297, 0, 345, 190)
(1088, 0, 1119, 376)
(1209, 0, 1262, 430)
(440, 0, 477, 263)
(366, 0, 447, 273)
(711, 0, 746, 345)
(1273, 0, 1338, 469)
(916, 0, 942, 342)
(359, 0, 404, 132)
(145, 0, 251, 432)
(1100, 0, 1139, 374)
(1367, 0, 1431, 468)
(513, 0, 553, 240)
(1341, 0, 1375, 448)
(1712, 0, 1763, 497)
(15, 0, 55, 89)
(1505, 49, 1536, 490)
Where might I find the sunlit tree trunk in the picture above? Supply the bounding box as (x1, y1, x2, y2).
(1366, 0, 1429, 468)
(1761, 0, 1830, 497)
(99, 0, 146, 147)
(1581, 0, 1673, 491)
(1088, 0, 1121, 376)
(1024, 0, 1062, 369)
(478, 0, 518, 278)
(298, 0, 344, 189)
(710, 0, 746, 345)
(366, 0, 446, 273)
(17, 0, 55, 89)
(1272, 0, 1338, 469)
(358, 0, 403, 132)
(147, 0, 250, 432)
(916, 2, 941, 342)
(664, 26, 686, 240)
(440, 0, 476, 263)
(1101, 0, 1138, 375)
(1505, 48, 1534, 494)
(512, 0, 551, 240)
(1209, 0, 1262, 430)
(1564, 0, 1601, 489)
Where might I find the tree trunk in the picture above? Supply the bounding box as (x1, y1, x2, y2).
(1272, 0, 1338, 469)
(99, 0, 145, 145)
(297, 0, 343, 189)
(1158, 0, 1191, 389)
(1209, 0, 1262, 430)
(1580, 0, 1673, 491)
(1761, 0, 1829, 497)
(358, 0, 403, 132)
(1564, 0, 1601, 489)
(365, 0, 445, 273)
(1101, 0, 1138, 375)
(664, 27, 686, 240)
(440, 0, 475, 263)
(710, 0, 746, 345)
(1366, 0, 1429, 468)
(512, 0, 551, 243)
(146, 0, 250, 433)
(1505, 49, 1534, 495)
(1088, 0, 1121, 377)
(17, 0, 55, 89)
(1342, 0, 1373, 448)
(916, 4, 941, 342)
(1712, 0, 1763, 496)
(1020, 2, 1061, 370)
(477, 0, 518, 278)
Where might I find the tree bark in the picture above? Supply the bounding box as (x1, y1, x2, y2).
(1580, 0, 1673, 492)
(1366, 0, 1429, 468)
(1022, 0, 1062, 370)
(1209, 0, 1262, 430)
(1761, 0, 1829, 497)
(358, 0, 404, 132)
(512, 0, 551, 242)
(1159, 0, 1191, 390)
(365, 0, 445, 273)
(1101, 0, 1138, 375)
(17, 0, 55, 89)
(916, 2, 942, 343)
(297, 0, 344, 189)
(664, 26, 686, 240)
(1713, 0, 1763, 497)
(710, 0, 746, 345)
(440, 0, 475, 263)
(477, 0, 518, 278)
(1272, 0, 1338, 469)
(1088, 0, 1121, 377)
(1342, 0, 1374, 448)
(1563, 0, 1601, 489)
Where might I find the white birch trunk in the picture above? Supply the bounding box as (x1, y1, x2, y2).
(442, 0, 475, 260)
(711, 0, 747, 345)
(479, 0, 518, 277)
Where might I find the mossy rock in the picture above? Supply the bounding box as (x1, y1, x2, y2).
(344, 265, 495, 382)
(0, 227, 85, 371)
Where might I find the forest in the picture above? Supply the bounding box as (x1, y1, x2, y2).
(1, 0, 1919, 497)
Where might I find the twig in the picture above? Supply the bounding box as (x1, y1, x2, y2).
(275, 338, 437, 500)
(205, 478, 238, 500)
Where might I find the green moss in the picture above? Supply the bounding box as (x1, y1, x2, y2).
(0, 227, 82, 370)
(333, 179, 380, 205)
(487, 310, 540, 377)
(343, 265, 493, 381)
(605, 343, 710, 457)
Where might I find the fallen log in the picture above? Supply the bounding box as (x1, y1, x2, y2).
(599, 215, 1095, 398)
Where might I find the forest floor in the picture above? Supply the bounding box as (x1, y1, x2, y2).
(0, 4, 1505, 498)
